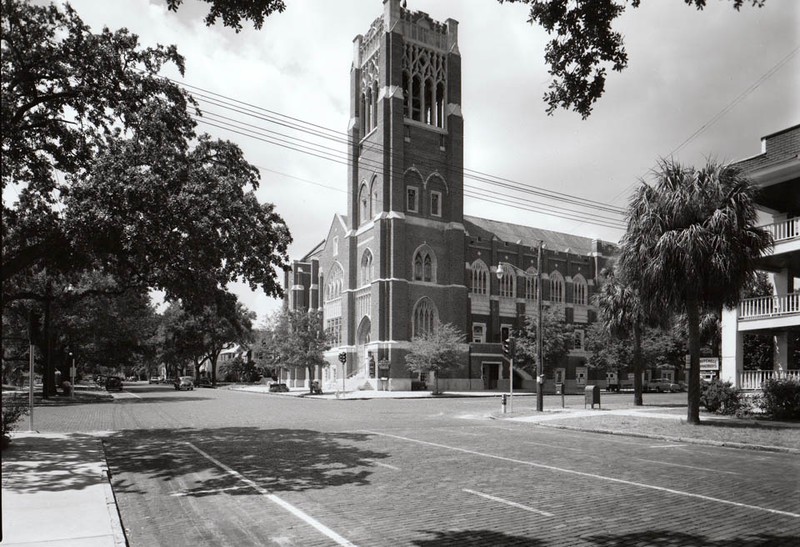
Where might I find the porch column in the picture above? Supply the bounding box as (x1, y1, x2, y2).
(774, 332, 790, 373)
(720, 306, 743, 386)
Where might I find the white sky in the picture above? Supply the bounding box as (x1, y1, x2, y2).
(64, 0, 799, 323)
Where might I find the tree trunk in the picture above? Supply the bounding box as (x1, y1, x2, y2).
(307, 365, 314, 393)
(211, 357, 218, 387)
(632, 321, 643, 406)
(686, 296, 702, 424)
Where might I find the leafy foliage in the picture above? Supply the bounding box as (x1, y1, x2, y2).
(405, 322, 466, 393)
(158, 295, 255, 384)
(166, 0, 286, 31)
(1, 393, 29, 449)
(619, 159, 772, 423)
(499, 0, 766, 117)
(700, 379, 744, 415)
(265, 309, 331, 390)
(2, 0, 291, 310)
(512, 306, 573, 374)
(755, 377, 800, 420)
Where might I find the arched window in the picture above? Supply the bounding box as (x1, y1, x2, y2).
(412, 245, 436, 283)
(359, 183, 369, 223)
(360, 92, 367, 135)
(524, 267, 538, 301)
(326, 264, 344, 301)
(360, 249, 374, 287)
(498, 265, 516, 298)
(550, 270, 565, 303)
(412, 297, 438, 338)
(470, 260, 488, 295)
(372, 81, 379, 131)
(572, 273, 588, 305)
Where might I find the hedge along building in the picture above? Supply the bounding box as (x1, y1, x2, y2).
(285, 0, 616, 393)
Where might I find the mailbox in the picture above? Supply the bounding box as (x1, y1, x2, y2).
(584, 385, 601, 409)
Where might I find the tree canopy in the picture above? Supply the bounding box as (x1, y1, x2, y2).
(265, 309, 331, 391)
(405, 322, 466, 393)
(1, 0, 291, 309)
(512, 306, 574, 375)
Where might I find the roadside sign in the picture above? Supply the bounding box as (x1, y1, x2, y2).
(685, 356, 720, 370)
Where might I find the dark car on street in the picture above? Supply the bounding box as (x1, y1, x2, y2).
(105, 376, 123, 392)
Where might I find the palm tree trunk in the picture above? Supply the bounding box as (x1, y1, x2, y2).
(632, 321, 643, 406)
(686, 296, 702, 424)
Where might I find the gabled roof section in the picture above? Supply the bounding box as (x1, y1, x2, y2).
(464, 215, 614, 255)
(298, 214, 349, 262)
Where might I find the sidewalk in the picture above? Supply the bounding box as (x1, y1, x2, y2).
(1, 431, 125, 547)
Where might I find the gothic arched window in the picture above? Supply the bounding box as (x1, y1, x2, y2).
(573, 273, 588, 305)
(470, 260, 488, 295)
(524, 267, 539, 301)
(359, 183, 370, 223)
(550, 270, 565, 303)
(412, 246, 436, 283)
(326, 263, 344, 301)
(360, 249, 374, 287)
(498, 265, 516, 299)
(412, 297, 438, 338)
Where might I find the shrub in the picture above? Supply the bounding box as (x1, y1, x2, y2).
(1, 393, 30, 450)
(700, 379, 744, 415)
(755, 377, 800, 420)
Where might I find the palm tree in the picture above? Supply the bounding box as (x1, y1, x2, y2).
(620, 159, 771, 424)
(594, 263, 650, 406)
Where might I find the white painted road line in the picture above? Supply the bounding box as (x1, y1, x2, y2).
(521, 440, 580, 452)
(463, 489, 554, 517)
(184, 442, 357, 546)
(364, 459, 401, 471)
(648, 444, 685, 448)
(363, 431, 800, 519)
(633, 458, 741, 475)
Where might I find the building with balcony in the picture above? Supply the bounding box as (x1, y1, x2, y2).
(720, 124, 800, 389)
(284, 0, 617, 393)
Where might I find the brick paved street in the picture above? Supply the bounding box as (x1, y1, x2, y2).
(29, 384, 800, 546)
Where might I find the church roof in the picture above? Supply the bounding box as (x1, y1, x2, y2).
(464, 215, 610, 255)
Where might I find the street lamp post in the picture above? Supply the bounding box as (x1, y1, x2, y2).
(497, 241, 545, 412)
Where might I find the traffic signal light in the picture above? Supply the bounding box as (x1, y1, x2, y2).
(502, 338, 510, 358)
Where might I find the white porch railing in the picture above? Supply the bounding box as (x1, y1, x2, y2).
(763, 217, 799, 243)
(738, 292, 799, 320)
(739, 369, 800, 391)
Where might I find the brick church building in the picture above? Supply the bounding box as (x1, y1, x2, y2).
(285, 0, 616, 392)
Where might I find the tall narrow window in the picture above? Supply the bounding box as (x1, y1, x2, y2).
(402, 71, 411, 118)
(430, 191, 441, 217)
(360, 249, 374, 287)
(359, 184, 369, 223)
(435, 81, 445, 128)
(406, 186, 418, 213)
(372, 81, 379, 131)
(524, 267, 538, 301)
(573, 274, 588, 305)
(411, 75, 422, 121)
(470, 260, 488, 295)
(424, 78, 434, 125)
(498, 267, 516, 298)
(550, 271, 565, 303)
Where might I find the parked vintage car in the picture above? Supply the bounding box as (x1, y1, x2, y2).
(148, 376, 161, 384)
(647, 378, 681, 392)
(174, 376, 194, 391)
(105, 376, 123, 392)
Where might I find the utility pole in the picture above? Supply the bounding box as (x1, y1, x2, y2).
(536, 241, 544, 412)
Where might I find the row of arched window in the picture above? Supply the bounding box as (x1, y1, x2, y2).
(469, 260, 589, 305)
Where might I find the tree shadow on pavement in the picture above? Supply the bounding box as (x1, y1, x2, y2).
(1, 433, 108, 493)
(112, 396, 213, 404)
(104, 427, 390, 497)
(585, 530, 797, 546)
(412, 529, 544, 546)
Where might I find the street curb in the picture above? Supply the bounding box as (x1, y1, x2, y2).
(100, 439, 129, 546)
(534, 422, 800, 454)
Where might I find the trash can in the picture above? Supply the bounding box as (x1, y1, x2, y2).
(584, 385, 601, 409)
